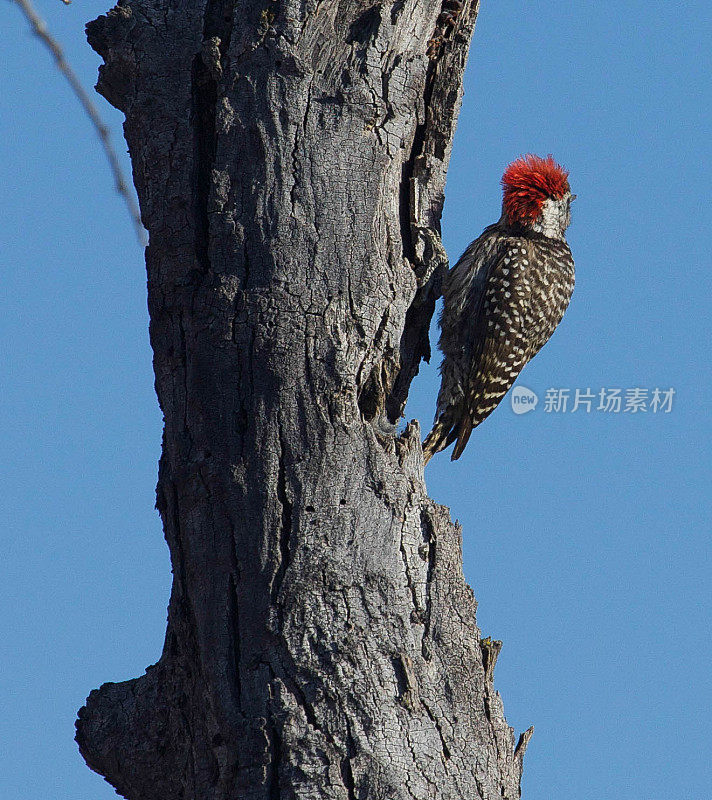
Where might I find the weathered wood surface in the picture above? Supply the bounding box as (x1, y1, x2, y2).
(76, 1, 531, 797)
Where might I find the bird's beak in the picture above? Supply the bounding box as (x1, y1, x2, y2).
(570, 194, 577, 201)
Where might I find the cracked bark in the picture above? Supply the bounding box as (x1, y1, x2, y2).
(76, 1, 531, 798)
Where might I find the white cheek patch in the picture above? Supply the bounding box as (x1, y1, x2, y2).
(534, 197, 570, 239)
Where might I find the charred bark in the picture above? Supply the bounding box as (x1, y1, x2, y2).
(76, 1, 531, 798)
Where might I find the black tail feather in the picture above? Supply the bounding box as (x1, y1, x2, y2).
(422, 406, 460, 464)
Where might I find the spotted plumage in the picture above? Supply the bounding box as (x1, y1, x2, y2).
(423, 155, 576, 463)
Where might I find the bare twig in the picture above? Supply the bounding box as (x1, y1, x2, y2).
(11, 0, 146, 245)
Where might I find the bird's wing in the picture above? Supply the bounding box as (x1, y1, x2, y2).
(435, 230, 506, 416)
(450, 241, 533, 460)
(440, 228, 503, 365)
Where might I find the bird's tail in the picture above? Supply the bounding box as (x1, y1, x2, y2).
(449, 412, 474, 461)
(423, 404, 474, 464)
(422, 424, 446, 465)
(422, 407, 458, 464)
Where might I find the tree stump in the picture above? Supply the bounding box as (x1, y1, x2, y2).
(76, 2, 531, 797)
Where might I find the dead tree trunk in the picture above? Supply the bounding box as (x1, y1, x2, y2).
(76, 1, 531, 798)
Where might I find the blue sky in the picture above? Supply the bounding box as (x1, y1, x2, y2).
(1, 1, 710, 798)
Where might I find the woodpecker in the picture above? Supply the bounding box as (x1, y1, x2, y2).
(422, 154, 576, 463)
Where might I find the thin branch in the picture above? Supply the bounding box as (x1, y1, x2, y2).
(11, 0, 146, 245)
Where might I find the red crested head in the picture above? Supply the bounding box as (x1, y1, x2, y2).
(501, 154, 570, 225)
